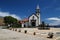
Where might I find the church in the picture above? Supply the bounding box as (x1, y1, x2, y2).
(20, 5, 41, 27)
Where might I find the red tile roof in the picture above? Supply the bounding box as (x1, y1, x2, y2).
(19, 18, 28, 24)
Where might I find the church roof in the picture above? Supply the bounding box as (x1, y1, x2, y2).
(23, 18, 29, 22)
(35, 13, 39, 18)
(28, 13, 39, 19)
(19, 4, 40, 24)
(19, 18, 29, 24)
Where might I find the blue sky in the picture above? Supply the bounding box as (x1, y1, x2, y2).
(0, 0, 60, 25)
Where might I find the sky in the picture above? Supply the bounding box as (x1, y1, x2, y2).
(0, 0, 60, 25)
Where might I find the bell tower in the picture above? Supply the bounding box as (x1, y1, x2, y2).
(36, 4, 41, 25)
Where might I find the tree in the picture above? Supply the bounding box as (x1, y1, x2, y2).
(4, 16, 18, 27)
(38, 21, 50, 30)
(42, 21, 45, 27)
(41, 21, 50, 29)
(41, 21, 46, 29)
(38, 21, 46, 29)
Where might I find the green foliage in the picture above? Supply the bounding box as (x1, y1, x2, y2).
(40, 21, 46, 27)
(4, 16, 17, 24)
(4, 16, 21, 28)
(12, 23, 21, 28)
(38, 21, 50, 30)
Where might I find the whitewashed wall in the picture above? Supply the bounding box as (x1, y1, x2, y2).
(29, 14, 39, 26)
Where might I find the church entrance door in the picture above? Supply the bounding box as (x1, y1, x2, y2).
(31, 20, 36, 27)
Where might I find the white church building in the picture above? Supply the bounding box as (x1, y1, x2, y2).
(19, 5, 41, 27)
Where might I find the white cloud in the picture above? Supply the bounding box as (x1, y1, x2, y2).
(0, 12, 21, 20)
(47, 17, 60, 21)
(46, 17, 60, 25)
(49, 21, 60, 25)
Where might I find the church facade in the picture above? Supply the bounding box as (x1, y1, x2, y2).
(20, 5, 41, 27)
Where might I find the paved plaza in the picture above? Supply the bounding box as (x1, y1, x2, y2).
(0, 28, 60, 40)
(0, 29, 48, 40)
